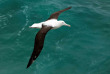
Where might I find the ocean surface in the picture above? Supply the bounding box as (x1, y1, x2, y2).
(0, 0, 110, 74)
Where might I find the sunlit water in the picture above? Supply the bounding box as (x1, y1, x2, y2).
(0, 0, 110, 74)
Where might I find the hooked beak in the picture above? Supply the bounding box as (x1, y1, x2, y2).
(65, 24, 71, 27)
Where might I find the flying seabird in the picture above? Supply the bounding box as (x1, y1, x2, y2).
(27, 7, 72, 68)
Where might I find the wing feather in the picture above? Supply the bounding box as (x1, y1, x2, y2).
(27, 25, 52, 68)
(48, 6, 72, 20)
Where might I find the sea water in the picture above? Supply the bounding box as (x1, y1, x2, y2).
(0, 0, 110, 74)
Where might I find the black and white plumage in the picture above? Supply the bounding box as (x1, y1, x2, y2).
(27, 7, 72, 68)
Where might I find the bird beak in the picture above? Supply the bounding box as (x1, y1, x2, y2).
(65, 24, 71, 27)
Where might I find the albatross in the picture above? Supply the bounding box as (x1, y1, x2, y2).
(27, 7, 72, 68)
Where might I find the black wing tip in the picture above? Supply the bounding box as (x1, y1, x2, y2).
(65, 6, 72, 10)
(26, 58, 34, 69)
(26, 63, 30, 69)
(63, 6, 72, 11)
(26, 64, 30, 69)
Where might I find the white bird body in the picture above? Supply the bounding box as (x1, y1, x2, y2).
(29, 19, 69, 29)
(27, 7, 72, 68)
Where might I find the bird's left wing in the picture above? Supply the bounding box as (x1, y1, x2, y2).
(27, 25, 52, 68)
(47, 6, 72, 20)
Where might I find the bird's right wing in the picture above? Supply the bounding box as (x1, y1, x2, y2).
(27, 25, 52, 68)
(47, 6, 72, 20)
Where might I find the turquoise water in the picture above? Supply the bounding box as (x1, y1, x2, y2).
(0, 0, 110, 74)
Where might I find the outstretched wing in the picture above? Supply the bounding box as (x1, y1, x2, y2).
(47, 6, 72, 20)
(27, 25, 52, 68)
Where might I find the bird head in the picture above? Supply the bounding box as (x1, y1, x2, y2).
(59, 21, 71, 27)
